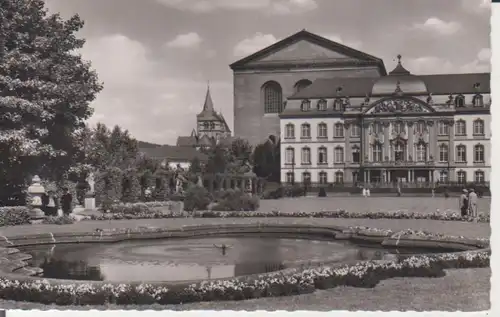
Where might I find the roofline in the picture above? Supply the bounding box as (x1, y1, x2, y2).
(229, 29, 387, 75)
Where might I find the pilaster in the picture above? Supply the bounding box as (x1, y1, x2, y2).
(383, 121, 390, 160)
(344, 122, 351, 163)
(407, 121, 414, 160)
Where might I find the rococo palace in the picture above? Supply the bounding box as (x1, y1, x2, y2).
(229, 30, 490, 186)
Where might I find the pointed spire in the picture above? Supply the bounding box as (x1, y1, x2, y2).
(202, 81, 214, 112)
(389, 54, 410, 76)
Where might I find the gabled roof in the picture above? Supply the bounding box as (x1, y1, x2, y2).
(229, 29, 387, 75)
(139, 145, 208, 162)
(290, 73, 491, 99)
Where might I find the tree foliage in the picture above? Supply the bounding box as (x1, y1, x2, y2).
(253, 136, 280, 182)
(0, 0, 102, 205)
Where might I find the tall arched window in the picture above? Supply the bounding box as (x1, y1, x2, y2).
(474, 144, 485, 163)
(454, 94, 465, 107)
(352, 145, 360, 163)
(438, 121, 449, 136)
(415, 121, 426, 134)
(263, 81, 283, 113)
(372, 142, 382, 162)
(457, 170, 467, 184)
(317, 99, 327, 111)
(294, 79, 312, 93)
(300, 99, 311, 111)
(301, 123, 311, 138)
(302, 171, 311, 184)
(318, 171, 328, 184)
(416, 142, 427, 162)
(439, 144, 449, 162)
(285, 123, 295, 139)
(455, 120, 466, 136)
(394, 141, 405, 161)
(318, 146, 328, 164)
(473, 94, 484, 107)
(334, 146, 344, 163)
(285, 147, 295, 164)
(473, 119, 485, 136)
(474, 170, 485, 183)
(335, 171, 344, 184)
(301, 147, 311, 165)
(456, 145, 466, 163)
(317, 122, 328, 138)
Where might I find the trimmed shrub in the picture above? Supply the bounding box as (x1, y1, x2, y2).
(261, 186, 284, 200)
(122, 169, 141, 203)
(284, 185, 304, 197)
(96, 168, 123, 211)
(0, 206, 31, 227)
(42, 215, 76, 225)
(184, 185, 212, 211)
(211, 189, 260, 211)
(318, 187, 327, 197)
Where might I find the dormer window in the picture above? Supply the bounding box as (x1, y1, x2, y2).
(333, 98, 343, 111)
(454, 94, 465, 107)
(317, 99, 327, 111)
(203, 122, 209, 130)
(301, 99, 311, 111)
(473, 94, 484, 107)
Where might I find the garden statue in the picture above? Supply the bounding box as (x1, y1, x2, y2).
(86, 172, 95, 194)
(175, 175, 184, 193)
(197, 175, 203, 187)
(27, 175, 46, 219)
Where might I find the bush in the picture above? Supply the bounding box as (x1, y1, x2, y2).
(0, 206, 31, 227)
(318, 187, 326, 197)
(122, 169, 141, 203)
(261, 186, 284, 200)
(211, 189, 260, 211)
(184, 185, 212, 211)
(42, 215, 76, 225)
(284, 185, 304, 197)
(96, 168, 123, 209)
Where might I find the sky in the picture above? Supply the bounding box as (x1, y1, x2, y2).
(43, 0, 491, 145)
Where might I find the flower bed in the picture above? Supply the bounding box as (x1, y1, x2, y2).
(0, 250, 489, 306)
(89, 205, 490, 223)
(0, 207, 31, 227)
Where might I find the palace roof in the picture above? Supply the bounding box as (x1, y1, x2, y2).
(139, 145, 208, 163)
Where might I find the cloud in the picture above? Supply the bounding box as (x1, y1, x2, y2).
(233, 32, 278, 57)
(462, 0, 491, 13)
(165, 32, 203, 48)
(402, 48, 491, 75)
(80, 34, 231, 144)
(412, 17, 461, 35)
(155, 0, 317, 15)
(459, 48, 491, 73)
(322, 34, 362, 50)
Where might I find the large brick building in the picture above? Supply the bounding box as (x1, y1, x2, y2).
(230, 29, 386, 145)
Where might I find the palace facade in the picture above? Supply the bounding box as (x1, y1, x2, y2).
(280, 56, 490, 185)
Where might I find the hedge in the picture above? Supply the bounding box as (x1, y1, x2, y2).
(0, 207, 31, 227)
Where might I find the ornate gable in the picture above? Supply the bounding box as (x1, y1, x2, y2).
(365, 98, 435, 115)
(254, 40, 351, 63)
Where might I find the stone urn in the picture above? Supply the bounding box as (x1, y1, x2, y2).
(27, 175, 46, 219)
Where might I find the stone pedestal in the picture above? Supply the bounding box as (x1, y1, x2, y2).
(72, 205, 85, 214)
(27, 175, 46, 219)
(84, 197, 96, 210)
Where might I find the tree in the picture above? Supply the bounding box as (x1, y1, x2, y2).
(230, 138, 252, 164)
(0, 0, 102, 205)
(253, 136, 280, 182)
(189, 156, 202, 174)
(205, 144, 229, 174)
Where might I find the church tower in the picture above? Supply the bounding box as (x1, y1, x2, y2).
(196, 83, 231, 140)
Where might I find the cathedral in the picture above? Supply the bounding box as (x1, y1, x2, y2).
(176, 84, 233, 148)
(229, 29, 490, 185)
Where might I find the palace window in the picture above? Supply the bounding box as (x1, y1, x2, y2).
(455, 95, 465, 107)
(457, 171, 467, 184)
(285, 123, 295, 139)
(456, 145, 467, 163)
(393, 122, 405, 134)
(372, 122, 383, 134)
(438, 121, 449, 136)
(438, 144, 449, 162)
(439, 170, 449, 183)
(263, 81, 283, 113)
(285, 147, 295, 164)
(455, 120, 466, 136)
(394, 142, 405, 161)
(319, 171, 328, 184)
(474, 170, 485, 183)
(416, 143, 427, 162)
(301, 147, 311, 165)
(352, 145, 360, 163)
(317, 123, 328, 138)
(372, 143, 383, 162)
(474, 144, 485, 163)
(334, 146, 344, 163)
(334, 123, 344, 138)
(473, 119, 485, 136)
(203, 122, 209, 130)
(415, 121, 426, 134)
(302, 171, 311, 184)
(300, 99, 311, 111)
(351, 124, 360, 137)
(473, 94, 484, 107)
(286, 172, 295, 184)
(317, 99, 327, 111)
(318, 147, 328, 164)
(301, 123, 311, 138)
(335, 171, 344, 184)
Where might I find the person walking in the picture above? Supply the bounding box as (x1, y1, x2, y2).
(60, 187, 73, 216)
(468, 188, 478, 222)
(459, 189, 469, 217)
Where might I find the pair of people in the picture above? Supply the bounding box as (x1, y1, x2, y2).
(41, 188, 73, 216)
(362, 187, 371, 197)
(459, 188, 478, 220)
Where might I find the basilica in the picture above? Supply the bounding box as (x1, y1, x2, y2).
(229, 29, 490, 185)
